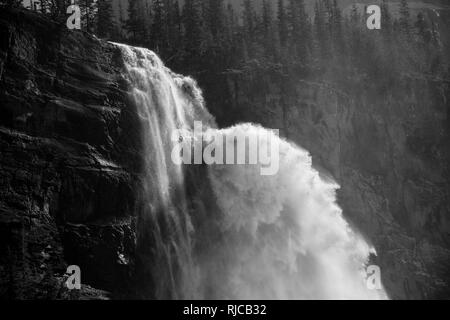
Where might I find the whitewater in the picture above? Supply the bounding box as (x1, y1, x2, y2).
(114, 42, 387, 300)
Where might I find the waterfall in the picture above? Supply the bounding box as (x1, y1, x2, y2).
(115, 43, 387, 300)
(204, 124, 386, 299)
(115, 43, 209, 299)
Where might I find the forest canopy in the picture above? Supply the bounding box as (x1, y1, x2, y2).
(3, 0, 448, 91)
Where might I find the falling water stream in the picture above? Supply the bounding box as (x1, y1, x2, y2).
(115, 43, 387, 300)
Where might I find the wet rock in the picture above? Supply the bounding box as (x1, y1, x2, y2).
(202, 64, 450, 299)
(0, 8, 142, 299)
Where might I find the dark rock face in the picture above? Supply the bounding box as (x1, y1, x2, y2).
(0, 8, 141, 299)
(202, 67, 450, 299)
(1, 6, 448, 300)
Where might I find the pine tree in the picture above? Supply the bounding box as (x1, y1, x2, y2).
(38, 0, 50, 14)
(124, 0, 150, 45)
(288, 0, 311, 61)
(166, 0, 182, 56)
(288, 0, 300, 49)
(224, 3, 240, 66)
(331, 0, 344, 54)
(261, 0, 277, 59)
(2, 0, 22, 8)
(350, 4, 359, 23)
(314, 0, 329, 59)
(208, 0, 225, 38)
(348, 4, 362, 64)
(379, 0, 396, 73)
(242, 0, 256, 58)
(183, 0, 206, 63)
(56, 0, 68, 16)
(323, 0, 332, 33)
(225, 2, 237, 43)
(124, 0, 140, 43)
(117, 0, 126, 40)
(430, 21, 441, 48)
(415, 12, 430, 44)
(399, 0, 410, 35)
(97, 0, 115, 39)
(277, 0, 288, 48)
(79, 0, 97, 33)
(151, 0, 166, 53)
(381, 0, 392, 39)
(242, 0, 255, 38)
(262, 0, 272, 37)
(35, 0, 67, 17)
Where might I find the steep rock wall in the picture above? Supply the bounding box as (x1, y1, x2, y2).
(203, 67, 450, 299)
(0, 8, 141, 299)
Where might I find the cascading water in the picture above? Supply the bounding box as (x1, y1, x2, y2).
(115, 43, 387, 300)
(115, 43, 208, 299)
(204, 124, 386, 299)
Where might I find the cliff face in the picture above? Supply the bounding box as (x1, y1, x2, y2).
(0, 9, 141, 299)
(1, 7, 449, 300)
(203, 66, 450, 299)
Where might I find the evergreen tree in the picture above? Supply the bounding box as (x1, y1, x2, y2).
(224, 3, 240, 66)
(209, 0, 225, 38)
(166, 0, 182, 55)
(262, 0, 272, 37)
(288, 0, 311, 61)
(314, 0, 329, 59)
(430, 21, 441, 48)
(348, 4, 363, 65)
(124, 0, 140, 43)
(183, 0, 206, 64)
(381, 0, 392, 39)
(38, 0, 50, 14)
(117, 0, 126, 40)
(330, 0, 344, 54)
(34, 0, 68, 17)
(97, 0, 115, 39)
(56, 0, 69, 16)
(151, 0, 166, 53)
(1, 0, 22, 8)
(399, 0, 411, 35)
(242, 0, 256, 58)
(277, 0, 288, 48)
(79, 0, 97, 33)
(261, 0, 276, 59)
(242, 0, 255, 38)
(415, 12, 431, 44)
(225, 2, 237, 42)
(124, 0, 150, 45)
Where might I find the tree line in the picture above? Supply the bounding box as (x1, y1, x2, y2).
(118, 0, 447, 81)
(2, 0, 447, 82)
(122, 0, 443, 78)
(1, 1, 118, 39)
